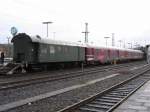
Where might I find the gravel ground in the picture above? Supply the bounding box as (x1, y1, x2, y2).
(6, 72, 136, 112)
(0, 66, 123, 105)
(0, 61, 147, 112)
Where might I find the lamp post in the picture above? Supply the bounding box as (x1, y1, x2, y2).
(118, 40, 122, 47)
(112, 33, 115, 46)
(104, 37, 110, 46)
(7, 37, 11, 57)
(128, 43, 131, 48)
(123, 40, 126, 48)
(128, 43, 132, 49)
(42, 21, 53, 37)
(134, 42, 138, 48)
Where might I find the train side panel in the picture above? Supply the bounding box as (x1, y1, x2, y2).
(12, 33, 144, 67)
(85, 47, 110, 64)
(38, 43, 85, 63)
(99, 48, 109, 63)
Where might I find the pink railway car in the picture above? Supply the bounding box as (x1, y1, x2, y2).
(85, 45, 144, 64)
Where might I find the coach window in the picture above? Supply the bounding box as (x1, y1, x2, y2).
(65, 47, 68, 53)
(41, 48, 47, 54)
(31, 48, 34, 52)
(50, 46, 55, 54)
(58, 46, 61, 52)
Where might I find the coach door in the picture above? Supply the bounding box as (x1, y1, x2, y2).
(117, 50, 119, 60)
(32, 43, 39, 63)
(108, 49, 111, 61)
(17, 53, 25, 62)
(77, 47, 80, 61)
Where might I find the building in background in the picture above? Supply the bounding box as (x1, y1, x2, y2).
(0, 44, 13, 58)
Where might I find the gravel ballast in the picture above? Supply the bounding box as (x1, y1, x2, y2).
(6, 72, 137, 112)
(0, 61, 147, 112)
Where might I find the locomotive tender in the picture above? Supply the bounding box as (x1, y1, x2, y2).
(11, 33, 144, 70)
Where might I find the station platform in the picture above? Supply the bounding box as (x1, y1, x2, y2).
(114, 80, 150, 112)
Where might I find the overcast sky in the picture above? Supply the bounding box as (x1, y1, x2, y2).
(0, 0, 150, 47)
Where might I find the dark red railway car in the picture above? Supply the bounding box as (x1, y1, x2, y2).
(85, 45, 144, 64)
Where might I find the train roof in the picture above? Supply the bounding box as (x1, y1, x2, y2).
(12, 33, 85, 47)
(12, 33, 143, 53)
(85, 44, 143, 53)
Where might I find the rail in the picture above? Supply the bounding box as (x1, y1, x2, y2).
(58, 64, 150, 112)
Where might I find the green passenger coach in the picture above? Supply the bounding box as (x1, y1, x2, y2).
(12, 33, 85, 65)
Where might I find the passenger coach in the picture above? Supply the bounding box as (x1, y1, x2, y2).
(12, 33, 85, 66)
(11, 33, 144, 71)
(85, 45, 143, 64)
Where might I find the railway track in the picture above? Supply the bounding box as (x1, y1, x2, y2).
(0, 61, 146, 91)
(0, 61, 148, 112)
(58, 64, 150, 112)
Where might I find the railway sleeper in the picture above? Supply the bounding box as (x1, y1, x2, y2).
(100, 96, 122, 101)
(96, 98, 119, 103)
(107, 92, 128, 96)
(115, 86, 136, 90)
(112, 89, 131, 93)
(79, 107, 105, 112)
(85, 103, 111, 109)
(104, 94, 125, 98)
(101, 96, 122, 101)
(91, 101, 115, 106)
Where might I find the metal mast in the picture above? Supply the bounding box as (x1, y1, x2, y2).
(112, 33, 115, 46)
(82, 23, 89, 43)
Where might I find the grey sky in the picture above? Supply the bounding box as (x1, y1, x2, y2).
(0, 0, 150, 47)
